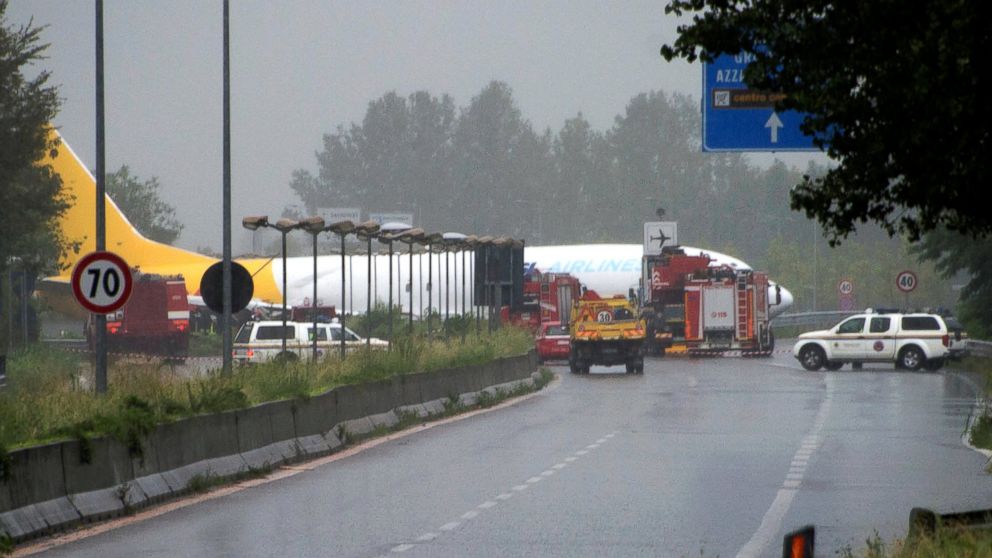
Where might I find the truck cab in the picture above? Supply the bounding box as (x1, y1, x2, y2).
(568, 291, 646, 374)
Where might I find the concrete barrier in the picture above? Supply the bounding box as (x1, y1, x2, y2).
(0, 350, 538, 543)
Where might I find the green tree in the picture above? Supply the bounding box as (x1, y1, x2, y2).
(662, 0, 989, 244)
(915, 230, 992, 339)
(105, 165, 183, 245)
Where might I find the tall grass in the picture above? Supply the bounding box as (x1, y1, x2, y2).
(0, 327, 533, 452)
(841, 526, 992, 557)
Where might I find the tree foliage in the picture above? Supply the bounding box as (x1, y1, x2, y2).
(914, 230, 992, 338)
(661, 0, 989, 245)
(105, 165, 183, 245)
(0, 1, 67, 276)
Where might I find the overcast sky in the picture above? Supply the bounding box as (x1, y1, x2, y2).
(9, 1, 821, 252)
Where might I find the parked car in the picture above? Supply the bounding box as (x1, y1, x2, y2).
(792, 311, 950, 371)
(233, 320, 388, 364)
(943, 316, 969, 360)
(535, 321, 571, 363)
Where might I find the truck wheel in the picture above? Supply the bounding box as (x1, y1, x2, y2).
(625, 362, 636, 374)
(569, 360, 579, 374)
(635, 357, 645, 374)
(898, 346, 925, 371)
(274, 351, 299, 364)
(798, 345, 825, 371)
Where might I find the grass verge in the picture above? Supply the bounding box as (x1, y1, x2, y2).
(841, 525, 992, 557)
(0, 328, 533, 453)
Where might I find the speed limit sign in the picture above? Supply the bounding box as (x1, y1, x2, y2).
(838, 279, 854, 295)
(71, 251, 133, 313)
(896, 270, 918, 293)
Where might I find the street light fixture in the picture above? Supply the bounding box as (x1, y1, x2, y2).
(299, 216, 326, 362)
(354, 221, 380, 348)
(424, 232, 443, 340)
(241, 216, 299, 357)
(326, 220, 356, 359)
(378, 222, 411, 349)
(398, 228, 425, 334)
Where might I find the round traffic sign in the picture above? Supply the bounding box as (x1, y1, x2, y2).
(896, 270, 918, 293)
(838, 279, 854, 295)
(71, 251, 133, 313)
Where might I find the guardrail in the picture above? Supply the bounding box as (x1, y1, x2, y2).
(772, 311, 855, 330)
(967, 340, 992, 359)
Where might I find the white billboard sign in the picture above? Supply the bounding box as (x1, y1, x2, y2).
(318, 207, 362, 224)
(370, 212, 414, 226)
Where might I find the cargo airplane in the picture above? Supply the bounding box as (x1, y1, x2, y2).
(39, 131, 793, 319)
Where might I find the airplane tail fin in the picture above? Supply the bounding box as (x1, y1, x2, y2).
(45, 129, 216, 279)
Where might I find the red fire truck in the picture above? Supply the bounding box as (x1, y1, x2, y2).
(641, 248, 774, 356)
(501, 270, 581, 333)
(87, 272, 190, 357)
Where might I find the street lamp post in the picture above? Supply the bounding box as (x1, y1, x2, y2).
(378, 222, 411, 349)
(327, 220, 356, 359)
(399, 229, 425, 335)
(242, 216, 299, 357)
(299, 216, 326, 362)
(354, 221, 380, 348)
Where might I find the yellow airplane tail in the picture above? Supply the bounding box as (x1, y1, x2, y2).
(41, 129, 280, 316)
(45, 129, 218, 283)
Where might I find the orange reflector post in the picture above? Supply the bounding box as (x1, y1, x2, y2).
(783, 525, 815, 558)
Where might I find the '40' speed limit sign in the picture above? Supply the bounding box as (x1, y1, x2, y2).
(71, 251, 134, 313)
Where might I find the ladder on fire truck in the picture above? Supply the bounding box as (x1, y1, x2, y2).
(736, 271, 750, 340)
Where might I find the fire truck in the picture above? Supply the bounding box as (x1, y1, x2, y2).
(87, 272, 190, 358)
(641, 248, 774, 356)
(501, 270, 581, 333)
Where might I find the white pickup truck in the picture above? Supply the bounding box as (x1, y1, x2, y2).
(233, 320, 388, 364)
(793, 312, 950, 371)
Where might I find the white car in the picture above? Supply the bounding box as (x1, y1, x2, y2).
(793, 311, 950, 371)
(233, 320, 388, 364)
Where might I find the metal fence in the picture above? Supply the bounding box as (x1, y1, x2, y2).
(968, 340, 992, 359)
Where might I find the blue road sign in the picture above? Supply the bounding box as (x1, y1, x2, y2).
(702, 53, 819, 152)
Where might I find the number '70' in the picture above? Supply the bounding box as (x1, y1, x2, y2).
(87, 267, 121, 298)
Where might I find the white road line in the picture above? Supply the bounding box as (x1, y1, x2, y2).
(586, 444, 599, 449)
(391, 544, 415, 553)
(496, 493, 513, 500)
(416, 533, 438, 542)
(478, 501, 497, 509)
(526, 476, 543, 484)
(439, 522, 460, 531)
(565, 456, 578, 462)
(552, 463, 567, 470)
(596, 438, 607, 444)
(786, 473, 804, 480)
(605, 433, 616, 438)
(541, 470, 555, 477)
(461, 510, 479, 520)
(512, 484, 529, 491)
(575, 450, 588, 455)
(737, 375, 835, 558)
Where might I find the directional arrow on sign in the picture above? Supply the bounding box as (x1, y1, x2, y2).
(765, 112, 784, 144)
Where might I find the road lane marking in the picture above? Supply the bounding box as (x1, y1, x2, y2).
(737, 375, 834, 558)
(512, 484, 529, 491)
(552, 463, 567, 470)
(391, 544, 415, 552)
(416, 533, 438, 542)
(576, 450, 588, 455)
(526, 476, 543, 484)
(586, 444, 599, 449)
(478, 501, 497, 509)
(439, 522, 460, 531)
(565, 456, 577, 462)
(496, 493, 513, 500)
(541, 470, 555, 477)
(596, 438, 607, 444)
(461, 510, 479, 520)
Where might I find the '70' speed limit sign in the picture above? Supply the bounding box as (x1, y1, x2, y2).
(71, 251, 134, 314)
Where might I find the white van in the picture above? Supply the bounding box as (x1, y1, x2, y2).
(233, 320, 388, 364)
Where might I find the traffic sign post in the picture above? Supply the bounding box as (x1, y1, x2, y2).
(896, 270, 918, 311)
(837, 279, 855, 311)
(71, 251, 134, 314)
(71, 251, 132, 395)
(702, 53, 820, 152)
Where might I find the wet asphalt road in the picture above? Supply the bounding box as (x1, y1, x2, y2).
(37, 348, 992, 557)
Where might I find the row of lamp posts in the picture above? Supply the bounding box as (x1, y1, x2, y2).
(242, 215, 518, 362)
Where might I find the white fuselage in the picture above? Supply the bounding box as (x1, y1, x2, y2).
(262, 243, 793, 318)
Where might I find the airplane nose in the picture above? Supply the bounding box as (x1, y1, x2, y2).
(768, 282, 794, 318)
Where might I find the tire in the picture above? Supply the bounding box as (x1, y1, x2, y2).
(798, 345, 825, 371)
(923, 358, 945, 371)
(852, 362, 863, 370)
(898, 345, 925, 371)
(824, 361, 844, 371)
(635, 357, 644, 374)
(626, 362, 636, 374)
